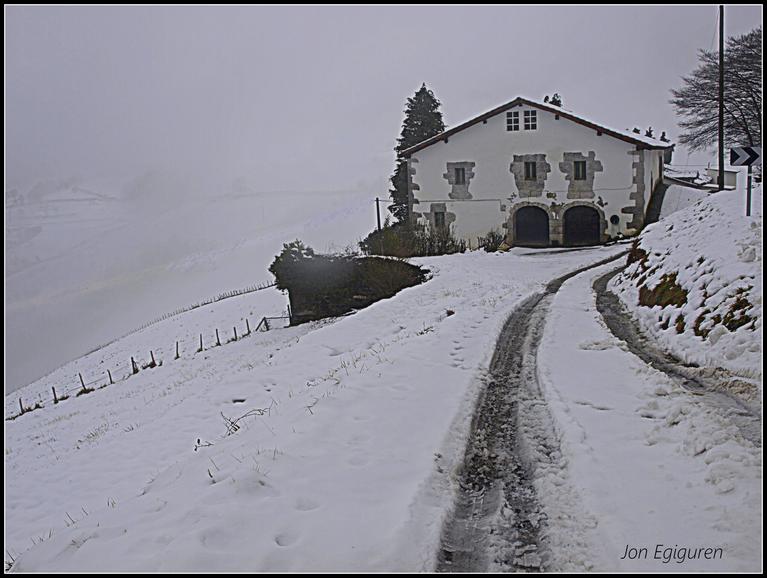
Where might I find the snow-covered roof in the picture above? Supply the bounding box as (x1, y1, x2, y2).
(400, 96, 675, 158)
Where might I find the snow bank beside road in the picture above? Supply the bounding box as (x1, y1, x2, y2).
(610, 186, 762, 380)
(658, 184, 710, 219)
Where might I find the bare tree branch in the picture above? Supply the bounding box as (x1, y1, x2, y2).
(670, 27, 761, 151)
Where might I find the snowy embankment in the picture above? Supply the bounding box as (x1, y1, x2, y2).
(658, 184, 709, 220)
(5, 246, 623, 572)
(610, 186, 762, 382)
(536, 262, 761, 572)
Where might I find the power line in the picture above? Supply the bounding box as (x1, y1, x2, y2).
(708, 5, 719, 53)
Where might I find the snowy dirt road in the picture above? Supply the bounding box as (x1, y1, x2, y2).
(535, 262, 761, 572)
(437, 251, 628, 572)
(439, 252, 761, 573)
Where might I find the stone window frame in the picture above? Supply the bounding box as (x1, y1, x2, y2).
(506, 111, 520, 131)
(559, 151, 604, 199)
(524, 161, 537, 180)
(443, 161, 476, 200)
(574, 160, 587, 180)
(524, 110, 537, 130)
(434, 211, 446, 229)
(415, 202, 456, 233)
(510, 153, 551, 198)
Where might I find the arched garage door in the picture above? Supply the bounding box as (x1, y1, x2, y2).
(563, 205, 601, 246)
(514, 206, 550, 247)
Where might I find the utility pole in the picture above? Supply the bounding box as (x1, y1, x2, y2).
(718, 4, 725, 191)
(376, 197, 382, 231)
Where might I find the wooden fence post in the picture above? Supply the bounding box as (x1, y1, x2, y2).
(19, 398, 24, 415)
(175, 341, 180, 360)
(53, 387, 59, 404)
(107, 370, 114, 385)
(198, 333, 203, 353)
(246, 319, 251, 335)
(233, 327, 238, 341)
(131, 357, 139, 375)
(216, 329, 221, 346)
(79, 373, 86, 391)
(150, 350, 156, 367)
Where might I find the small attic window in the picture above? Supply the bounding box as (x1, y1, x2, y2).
(524, 110, 537, 130)
(454, 167, 466, 185)
(506, 111, 519, 131)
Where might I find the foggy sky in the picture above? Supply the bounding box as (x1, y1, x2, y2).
(6, 5, 763, 194)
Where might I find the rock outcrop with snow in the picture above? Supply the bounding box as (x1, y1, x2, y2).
(611, 186, 762, 380)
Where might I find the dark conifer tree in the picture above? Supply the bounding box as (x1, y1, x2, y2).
(389, 84, 446, 223)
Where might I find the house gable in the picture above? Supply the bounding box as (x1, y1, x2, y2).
(400, 97, 673, 158)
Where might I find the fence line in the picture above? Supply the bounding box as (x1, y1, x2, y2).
(7, 304, 291, 421)
(84, 280, 277, 357)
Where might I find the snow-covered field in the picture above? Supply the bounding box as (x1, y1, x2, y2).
(5, 180, 762, 573)
(611, 185, 762, 380)
(6, 175, 375, 393)
(5, 246, 627, 572)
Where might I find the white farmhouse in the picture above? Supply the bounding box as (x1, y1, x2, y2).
(401, 97, 674, 248)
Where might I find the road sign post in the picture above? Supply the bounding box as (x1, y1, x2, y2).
(730, 146, 762, 217)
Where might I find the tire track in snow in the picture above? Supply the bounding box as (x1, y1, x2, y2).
(437, 250, 627, 573)
(594, 266, 761, 446)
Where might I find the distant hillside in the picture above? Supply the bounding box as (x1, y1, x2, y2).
(6, 174, 375, 393)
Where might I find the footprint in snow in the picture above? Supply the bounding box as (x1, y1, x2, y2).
(347, 433, 371, 445)
(348, 455, 369, 467)
(295, 497, 320, 512)
(578, 340, 615, 351)
(274, 532, 299, 547)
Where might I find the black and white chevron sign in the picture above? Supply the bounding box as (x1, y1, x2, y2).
(730, 146, 762, 166)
